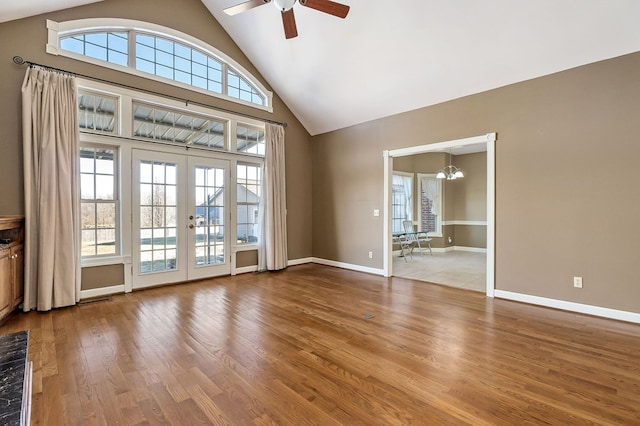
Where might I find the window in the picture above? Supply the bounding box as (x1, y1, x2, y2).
(78, 90, 118, 133)
(135, 33, 224, 94)
(80, 146, 118, 257)
(236, 163, 261, 244)
(133, 102, 226, 148)
(236, 125, 265, 156)
(60, 32, 128, 66)
(139, 161, 178, 272)
(418, 174, 443, 237)
(392, 173, 412, 234)
(48, 19, 273, 110)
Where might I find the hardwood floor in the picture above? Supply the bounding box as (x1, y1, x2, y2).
(1, 264, 639, 425)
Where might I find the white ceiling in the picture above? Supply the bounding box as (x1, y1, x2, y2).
(3, 1, 640, 136)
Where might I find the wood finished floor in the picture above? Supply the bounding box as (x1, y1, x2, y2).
(1, 264, 640, 425)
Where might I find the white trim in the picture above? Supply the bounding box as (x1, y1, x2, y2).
(383, 151, 392, 277)
(288, 257, 313, 266)
(46, 18, 273, 112)
(442, 220, 487, 226)
(453, 246, 487, 253)
(486, 139, 495, 297)
(312, 258, 385, 276)
(81, 256, 131, 268)
(235, 265, 258, 274)
(494, 290, 640, 324)
(80, 284, 125, 299)
(388, 133, 496, 158)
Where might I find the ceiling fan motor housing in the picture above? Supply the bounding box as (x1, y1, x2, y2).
(273, 0, 296, 11)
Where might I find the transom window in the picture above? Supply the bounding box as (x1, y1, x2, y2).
(133, 102, 226, 149)
(47, 18, 273, 111)
(78, 90, 117, 133)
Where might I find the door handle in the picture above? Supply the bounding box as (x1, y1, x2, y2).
(189, 224, 194, 229)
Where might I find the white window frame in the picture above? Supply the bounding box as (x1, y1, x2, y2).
(417, 173, 443, 237)
(46, 18, 273, 112)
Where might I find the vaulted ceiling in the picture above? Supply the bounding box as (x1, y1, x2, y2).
(3, 0, 640, 135)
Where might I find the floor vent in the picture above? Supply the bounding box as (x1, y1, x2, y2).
(78, 296, 112, 305)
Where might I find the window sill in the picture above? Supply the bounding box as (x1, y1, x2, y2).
(82, 256, 131, 268)
(235, 244, 258, 252)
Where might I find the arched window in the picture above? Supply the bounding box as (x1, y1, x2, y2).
(46, 18, 273, 111)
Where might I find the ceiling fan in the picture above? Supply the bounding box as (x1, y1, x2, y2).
(224, 0, 350, 39)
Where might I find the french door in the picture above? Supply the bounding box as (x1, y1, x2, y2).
(132, 149, 230, 288)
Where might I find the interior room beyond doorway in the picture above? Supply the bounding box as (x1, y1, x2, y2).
(383, 133, 496, 296)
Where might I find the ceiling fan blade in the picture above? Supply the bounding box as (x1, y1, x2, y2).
(281, 9, 298, 39)
(300, 0, 350, 18)
(224, 0, 271, 16)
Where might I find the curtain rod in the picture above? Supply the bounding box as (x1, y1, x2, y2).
(12, 55, 287, 128)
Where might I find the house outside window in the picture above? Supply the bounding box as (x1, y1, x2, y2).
(236, 163, 261, 244)
(418, 174, 443, 237)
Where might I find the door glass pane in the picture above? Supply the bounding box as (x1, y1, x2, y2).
(193, 165, 225, 267)
(139, 160, 179, 274)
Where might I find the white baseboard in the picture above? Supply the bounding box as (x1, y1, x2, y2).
(311, 257, 384, 276)
(453, 246, 487, 253)
(80, 284, 124, 299)
(494, 290, 640, 324)
(234, 265, 258, 275)
(442, 220, 487, 226)
(288, 257, 313, 266)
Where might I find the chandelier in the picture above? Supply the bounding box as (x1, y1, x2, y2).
(436, 151, 464, 180)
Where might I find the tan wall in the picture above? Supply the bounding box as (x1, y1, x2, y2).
(0, 0, 312, 267)
(236, 250, 258, 268)
(312, 51, 640, 314)
(452, 152, 487, 221)
(454, 225, 487, 249)
(81, 265, 124, 290)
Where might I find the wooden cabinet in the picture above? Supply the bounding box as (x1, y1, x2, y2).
(0, 216, 24, 324)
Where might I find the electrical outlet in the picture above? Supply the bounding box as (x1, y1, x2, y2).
(373, 209, 380, 217)
(368, 251, 373, 259)
(573, 276, 583, 288)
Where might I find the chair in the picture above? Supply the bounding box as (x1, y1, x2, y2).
(402, 220, 432, 256)
(394, 234, 414, 262)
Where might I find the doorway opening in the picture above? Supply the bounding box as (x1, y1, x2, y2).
(383, 133, 496, 297)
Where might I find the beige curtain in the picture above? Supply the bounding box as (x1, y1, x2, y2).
(258, 123, 288, 271)
(22, 67, 81, 311)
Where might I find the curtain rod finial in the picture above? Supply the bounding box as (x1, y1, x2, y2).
(13, 56, 26, 65)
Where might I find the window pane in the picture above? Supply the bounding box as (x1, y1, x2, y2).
(95, 175, 114, 200)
